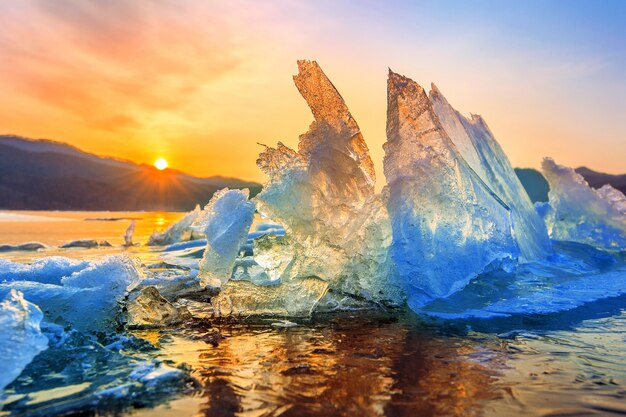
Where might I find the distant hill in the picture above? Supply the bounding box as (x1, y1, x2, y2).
(0, 135, 262, 211)
(574, 167, 626, 194)
(515, 167, 626, 203)
(514, 168, 550, 203)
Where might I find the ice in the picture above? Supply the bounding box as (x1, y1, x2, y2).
(209, 277, 329, 318)
(0, 256, 143, 332)
(430, 85, 552, 261)
(0, 289, 48, 391)
(541, 158, 626, 250)
(193, 188, 255, 289)
(125, 286, 190, 328)
(0, 242, 46, 252)
(416, 241, 626, 319)
(383, 70, 518, 309)
(60, 239, 100, 248)
(597, 184, 626, 215)
(251, 60, 403, 310)
(0, 256, 89, 285)
(147, 204, 202, 246)
(124, 220, 136, 246)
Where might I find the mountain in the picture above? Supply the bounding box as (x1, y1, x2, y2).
(514, 168, 550, 202)
(574, 167, 626, 194)
(515, 167, 626, 203)
(0, 135, 262, 211)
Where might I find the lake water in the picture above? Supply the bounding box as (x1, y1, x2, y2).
(1, 211, 626, 417)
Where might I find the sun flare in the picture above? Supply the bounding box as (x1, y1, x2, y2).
(154, 158, 168, 170)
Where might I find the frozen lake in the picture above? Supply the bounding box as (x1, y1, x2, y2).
(1, 211, 625, 417)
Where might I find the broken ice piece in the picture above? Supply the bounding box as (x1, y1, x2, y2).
(0, 290, 48, 391)
(125, 286, 190, 328)
(194, 188, 255, 289)
(210, 277, 329, 318)
(541, 158, 626, 250)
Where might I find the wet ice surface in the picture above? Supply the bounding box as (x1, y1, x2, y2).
(1, 212, 626, 416)
(4, 309, 626, 417)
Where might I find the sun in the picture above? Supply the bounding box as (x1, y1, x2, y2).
(154, 158, 168, 170)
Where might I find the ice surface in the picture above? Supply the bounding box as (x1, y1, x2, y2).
(0, 289, 48, 391)
(416, 241, 626, 319)
(383, 70, 518, 309)
(194, 188, 255, 289)
(541, 158, 626, 250)
(125, 286, 190, 328)
(0, 256, 143, 332)
(252, 60, 403, 309)
(148, 204, 202, 246)
(430, 85, 552, 261)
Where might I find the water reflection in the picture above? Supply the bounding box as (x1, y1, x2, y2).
(132, 314, 506, 417)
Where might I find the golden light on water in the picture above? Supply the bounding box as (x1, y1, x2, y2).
(154, 158, 168, 170)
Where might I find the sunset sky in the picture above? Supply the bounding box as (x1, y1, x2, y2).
(0, 0, 624, 184)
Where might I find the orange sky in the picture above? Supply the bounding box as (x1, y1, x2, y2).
(0, 1, 624, 184)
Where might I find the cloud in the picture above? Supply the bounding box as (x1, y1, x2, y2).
(0, 1, 241, 132)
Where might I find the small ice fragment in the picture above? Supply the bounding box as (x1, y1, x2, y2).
(125, 286, 190, 328)
(124, 220, 136, 246)
(148, 205, 202, 246)
(271, 320, 298, 328)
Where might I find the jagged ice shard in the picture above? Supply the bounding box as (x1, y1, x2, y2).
(430, 85, 552, 261)
(195, 188, 255, 289)
(0, 290, 48, 391)
(541, 158, 626, 250)
(383, 71, 518, 309)
(250, 60, 403, 308)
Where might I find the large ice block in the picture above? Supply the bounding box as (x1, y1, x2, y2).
(0, 290, 48, 391)
(383, 70, 518, 309)
(430, 85, 552, 261)
(541, 158, 626, 250)
(251, 61, 403, 309)
(194, 188, 255, 289)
